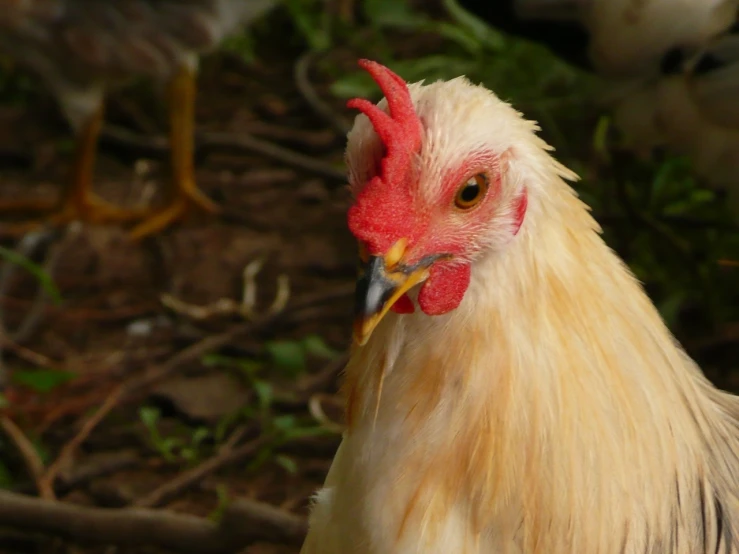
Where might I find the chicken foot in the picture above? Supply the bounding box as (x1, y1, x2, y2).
(0, 102, 147, 232)
(128, 64, 219, 240)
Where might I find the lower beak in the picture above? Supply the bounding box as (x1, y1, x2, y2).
(353, 253, 432, 345)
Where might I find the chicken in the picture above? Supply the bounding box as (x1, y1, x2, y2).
(0, 0, 276, 239)
(301, 59, 739, 553)
(455, 0, 739, 213)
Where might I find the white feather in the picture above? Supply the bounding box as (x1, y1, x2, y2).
(302, 74, 739, 554)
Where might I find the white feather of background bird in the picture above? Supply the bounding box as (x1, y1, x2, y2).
(492, 0, 739, 215)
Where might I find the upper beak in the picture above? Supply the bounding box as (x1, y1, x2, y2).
(353, 239, 434, 345)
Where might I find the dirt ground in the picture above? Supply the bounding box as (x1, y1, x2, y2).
(0, 22, 736, 554)
(0, 37, 360, 552)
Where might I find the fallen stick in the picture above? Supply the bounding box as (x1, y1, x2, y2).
(0, 489, 307, 553)
(39, 285, 354, 494)
(134, 435, 266, 509)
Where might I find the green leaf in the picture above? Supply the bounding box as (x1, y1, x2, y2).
(245, 445, 273, 472)
(0, 246, 62, 304)
(650, 161, 678, 204)
(236, 359, 265, 377)
(650, 157, 695, 206)
(221, 32, 258, 65)
(302, 334, 339, 359)
(430, 21, 483, 54)
(191, 427, 210, 448)
(208, 484, 230, 522)
(159, 437, 182, 461)
(201, 354, 229, 367)
(274, 454, 298, 475)
(388, 56, 477, 84)
(663, 201, 692, 216)
(284, 0, 331, 51)
(657, 291, 686, 328)
(282, 425, 334, 441)
(180, 447, 197, 463)
(330, 71, 381, 99)
(689, 189, 715, 204)
(32, 437, 51, 464)
(364, 0, 430, 28)
(442, 0, 505, 50)
(253, 380, 274, 412)
(272, 414, 298, 433)
(331, 56, 476, 100)
(592, 115, 611, 162)
(265, 340, 306, 374)
(139, 406, 161, 430)
(202, 354, 264, 378)
(11, 369, 75, 393)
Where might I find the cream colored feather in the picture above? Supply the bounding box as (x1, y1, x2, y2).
(301, 74, 739, 554)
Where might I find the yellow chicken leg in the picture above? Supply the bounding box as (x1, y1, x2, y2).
(0, 101, 146, 232)
(52, 101, 148, 224)
(128, 64, 219, 240)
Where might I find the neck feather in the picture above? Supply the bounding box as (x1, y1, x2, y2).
(341, 174, 739, 553)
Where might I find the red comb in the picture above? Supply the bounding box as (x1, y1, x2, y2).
(346, 59, 423, 254)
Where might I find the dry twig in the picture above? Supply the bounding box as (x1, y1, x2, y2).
(14, 450, 140, 496)
(39, 385, 125, 495)
(0, 489, 307, 552)
(224, 498, 308, 546)
(243, 121, 336, 147)
(162, 258, 290, 322)
(134, 435, 267, 509)
(101, 125, 346, 181)
(294, 51, 352, 136)
(0, 416, 53, 500)
(203, 132, 345, 181)
(41, 285, 354, 493)
(0, 228, 58, 381)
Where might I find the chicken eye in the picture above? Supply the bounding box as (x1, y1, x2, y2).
(454, 173, 489, 210)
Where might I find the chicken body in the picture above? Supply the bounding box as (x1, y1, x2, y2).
(301, 60, 739, 554)
(457, 0, 739, 213)
(0, 0, 276, 238)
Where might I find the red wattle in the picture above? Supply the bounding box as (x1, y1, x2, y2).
(391, 294, 415, 314)
(417, 262, 471, 316)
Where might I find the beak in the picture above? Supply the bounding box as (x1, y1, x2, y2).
(353, 239, 433, 345)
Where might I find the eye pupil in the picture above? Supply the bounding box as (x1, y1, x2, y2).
(454, 173, 489, 209)
(460, 182, 480, 202)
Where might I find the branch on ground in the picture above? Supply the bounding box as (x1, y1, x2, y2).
(0, 489, 307, 553)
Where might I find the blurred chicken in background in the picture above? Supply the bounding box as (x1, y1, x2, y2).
(0, 0, 277, 239)
(456, 0, 739, 214)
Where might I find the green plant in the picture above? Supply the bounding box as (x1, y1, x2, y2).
(284, 0, 334, 52)
(11, 369, 75, 393)
(0, 246, 62, 304)
(139, 407, 212, 465)
(203, 334, 341, 473)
